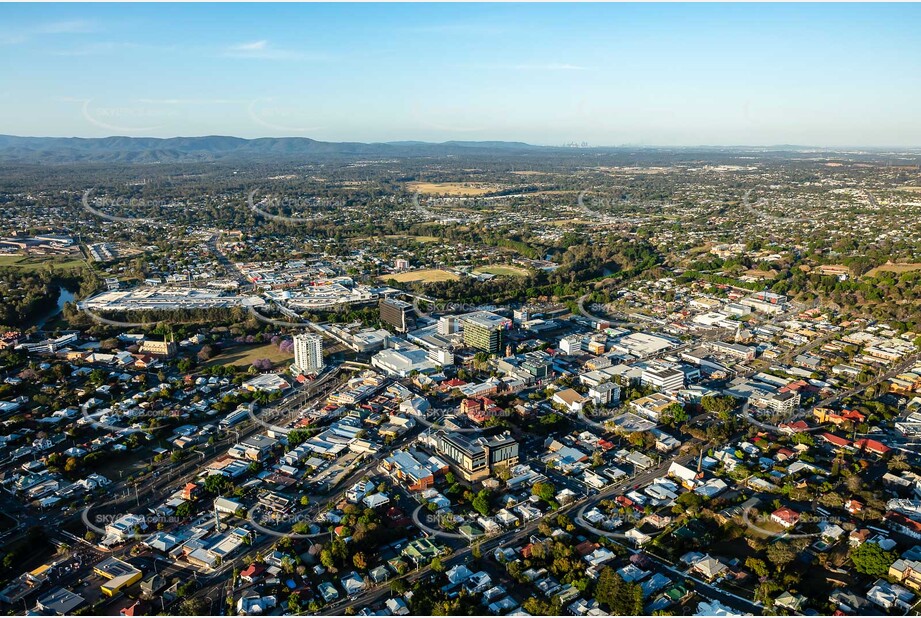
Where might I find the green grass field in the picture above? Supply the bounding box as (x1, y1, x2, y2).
(864, 263, 921, 278)
(0, 254, 86, 272)
(384, 234, 441, 243)
(472, 264, 530, 277)
(205, 342, 294, 368)
(380, 268, 461, 283)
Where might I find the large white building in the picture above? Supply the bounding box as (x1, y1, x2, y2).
(371, 340, 438, 377)
(559, 335, 584, 356)
(640, 363, 685, 393)
(293, 333, 324, 374)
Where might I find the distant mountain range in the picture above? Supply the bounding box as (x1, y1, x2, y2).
(0, 135, 550, 164)
(0, 134, 915, 165)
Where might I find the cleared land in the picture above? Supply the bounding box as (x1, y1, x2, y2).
(743, 269, 777, 279)
(384, 234, 440, 243)
(407, 181, 502, 196)
(206, 342, 294, 368)
(0, 254, 86, 272)
(864, 262, 921, 277)
(353, 234, 441, 244)
(473, 264, 530, 277)
(548, 219, 593, 226)
(380, 268, 460, 283)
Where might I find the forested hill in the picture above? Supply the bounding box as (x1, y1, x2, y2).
(0, 135, 546, 164)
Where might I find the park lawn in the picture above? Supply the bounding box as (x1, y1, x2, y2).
(379, 268, 461, 283)
(206, 342, 294, 368)
(407, 181, 502, 196)
(548, 219, 592, 226)
(352, 234, 441, 244)
(0, 254, 86, 272)
(864, 262, 921, 277)
(383, 234, 441, 243)
(473, 264, 530, 277)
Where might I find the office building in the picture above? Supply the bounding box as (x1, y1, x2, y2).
(438, 316, 460, 335)
(462, 311, 511, 354)
(436, 431, 519, 482)
(520, 351, 552, 380)
(559, 335, 584, 355)
(589, 382, 621, 407)
(293, 333, 324, 374)
(428, 347, 454, 366)
(380, 297, 416, 333)
(640, 363, 685, 393)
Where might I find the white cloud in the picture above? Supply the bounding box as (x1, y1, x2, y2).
(231, 40, 268, 52)
(1, 18, 99, 45)
(223, 40, 310, 60)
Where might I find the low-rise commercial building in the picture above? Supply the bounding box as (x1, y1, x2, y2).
(436, 431, 518, 482)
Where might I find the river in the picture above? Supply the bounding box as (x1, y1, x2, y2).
(33, 286, 75, 331)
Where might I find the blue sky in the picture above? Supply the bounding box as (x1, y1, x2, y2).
(1, 3, 920, 146)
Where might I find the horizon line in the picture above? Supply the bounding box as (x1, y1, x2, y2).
(3, 133, 921, 152)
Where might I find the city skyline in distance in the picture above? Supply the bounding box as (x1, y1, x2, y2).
(2, 3, 921, 147)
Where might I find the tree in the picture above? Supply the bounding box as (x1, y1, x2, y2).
(391, 578, 407, 594)
(817, 491, 843, 508)
(204, 474, 232, 494)
(850, 542, 897, 578)
(673, 491, 705, 515)
(889, 453, 910, 471)
(472, 490, 491, 517)
(595, 567, 642, 615)
(430, 557, 444, 573)
(745, 557, 769, 578)
(532, 481, 556, 503)
(592, 450, 604, 468)
(175, 502, 193, 518)
(701, 395, 738, 415)
(353, 552, 368, 570)
(661, 402, 688, 426)
(288, 592, 301, 612)
(766, 541, 797, 571)
(791, 432, 814, 446)
(178, 598, 207, 616)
